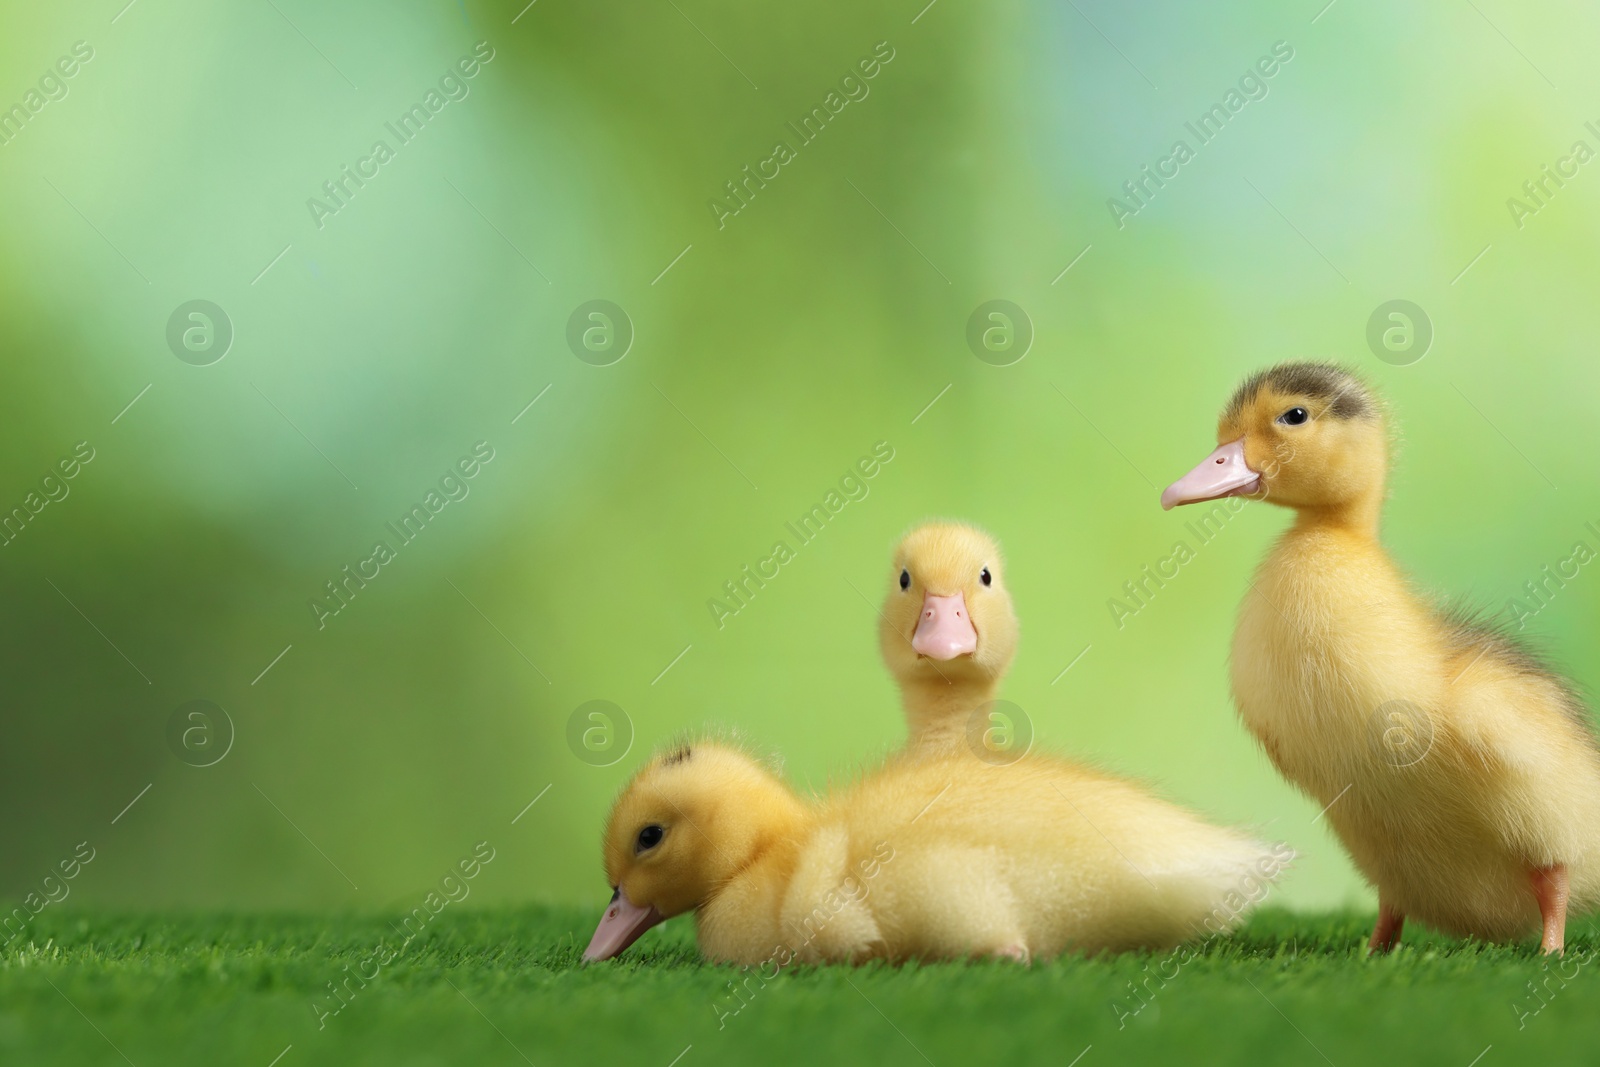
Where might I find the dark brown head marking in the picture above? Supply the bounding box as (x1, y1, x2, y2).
(1224, 361, 1376, 422)
(662, 746, 693, 766)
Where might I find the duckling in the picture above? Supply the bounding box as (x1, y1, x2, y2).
(878, 523, 1020, 754)
(584, 740, 1287, 964)
(1161, 360, 1600, 953)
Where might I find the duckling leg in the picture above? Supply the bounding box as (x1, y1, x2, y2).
(1530, 864, 1569, 955)
(1366, 898, 1405, 954)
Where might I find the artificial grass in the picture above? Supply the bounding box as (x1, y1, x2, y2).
(1, 906, 1595, 1066)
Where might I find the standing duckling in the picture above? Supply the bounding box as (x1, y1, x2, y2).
(584, 740, 1287, 964)
(1161, 360, 1600, 953)
(878, 523, 1019, 754)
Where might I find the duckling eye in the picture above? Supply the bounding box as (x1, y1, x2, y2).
(1278, 407, 1309, 426)
(635, 825, 665, 854)
(980, 567, 992, 586)
(899, 569, 911, 591)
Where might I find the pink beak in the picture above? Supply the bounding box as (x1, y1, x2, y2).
(583, 888, 664, 962)
(912, 592, 978, 660)
(1160, 439, 1261, 511)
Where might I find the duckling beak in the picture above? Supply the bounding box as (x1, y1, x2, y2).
(1160, 439, 1260, 510)
(912, 592, 978, 660)
(582, 887, 664, 962)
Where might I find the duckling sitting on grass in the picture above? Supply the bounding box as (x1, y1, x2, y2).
(1161, 360, 1600, 954)
(878, 522, 1019, 754)
(583, 740, 1288, 965)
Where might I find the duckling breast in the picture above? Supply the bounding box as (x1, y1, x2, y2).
(1229, 530, 1446, 801)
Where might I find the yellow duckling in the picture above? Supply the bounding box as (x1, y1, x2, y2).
(878, 522, 1019, 753)
(583, 740, 1288, 964)
(1161, 360, 1600, 953)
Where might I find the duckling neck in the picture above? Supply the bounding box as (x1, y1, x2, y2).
(1288, 490, 1384, 540)
(899, 673, 998, 752)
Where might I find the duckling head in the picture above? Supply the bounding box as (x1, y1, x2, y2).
(879, 522, 1019, 686)
(584, 741, 802, 961)
(1161, 361, 1387, 516)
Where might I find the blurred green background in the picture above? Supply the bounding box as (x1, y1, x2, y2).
(1, 0, 1596, 923)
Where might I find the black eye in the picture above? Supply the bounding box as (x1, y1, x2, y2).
(980, 567, 991, 586)
(899, 569, 910, 591)
(635, 825, 664, 854)
(1278, 407, 1309, 426)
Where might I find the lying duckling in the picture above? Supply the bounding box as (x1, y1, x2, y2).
(584, 740, 1286, 964)
(1162, 360, 1600, 953)
(878, 522, 1019, 753)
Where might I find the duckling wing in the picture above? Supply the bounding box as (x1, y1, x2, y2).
(1022, 762, 1289, 953)
(1436, 603, 1599, 745)
(780, 825, 887, 964)
(818, 754, 1288, 957)
(1436, 628, 1600, 913)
